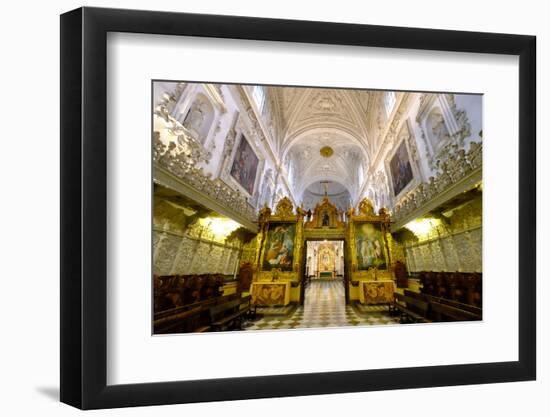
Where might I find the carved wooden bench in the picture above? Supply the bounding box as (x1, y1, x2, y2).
(390, 293, 431, 324)
(209, 295, 251, 332)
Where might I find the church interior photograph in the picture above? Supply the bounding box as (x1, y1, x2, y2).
(152, 81, 483, 334)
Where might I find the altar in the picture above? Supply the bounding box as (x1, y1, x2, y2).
(315, 240, 338, 279)
(250, 281, 291, 306)
(358, 280, 395, 305)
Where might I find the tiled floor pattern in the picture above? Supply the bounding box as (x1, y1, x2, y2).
(243, 279, 399, 331)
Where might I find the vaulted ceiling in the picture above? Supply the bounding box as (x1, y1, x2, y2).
(271, 86, 372, 154)
(264, 86, 380, 202)
(285, 132, 364, 199)
(302, 181, 352, 212)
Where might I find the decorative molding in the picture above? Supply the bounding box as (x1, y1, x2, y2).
(153, 127, 257, 229)
(218, 111, 240, 174)
(445, 93, 472, 145)
(204, 83, 227, 113)
(153, 226, 241, 250)
(155, 82, 188, 116)
(154, 98, 212, 164)
(416, 93, 472, 170)
(235, 86, 272, 149)
(391, 141, 482, 229)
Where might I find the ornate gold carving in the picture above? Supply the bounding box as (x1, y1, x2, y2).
(303, 227, 346, 240)
(347, 198, 393, 285)
(293, 210, 304, 273)
(358, 198, 375, 216)
(378, 207, 391, 222)
(244, 195, 399, 301)
(274, 197, 295, 218)
(361, 281, 395, 304)
(320, 146, 334, 158)
(305, 197, 345, 229)
(257, 270, 296, 282)
(258, 206, 272, 224)
(255, 196, 304, 285)
(351, 198, 391, 224)
(250, 281, 290, 305)
(270, 268, 281, 281)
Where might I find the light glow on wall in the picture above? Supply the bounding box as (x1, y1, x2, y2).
(404, 217, 441, 239)
(199, 216, 242, 239)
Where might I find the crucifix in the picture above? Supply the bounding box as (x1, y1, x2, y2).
(320, 180, 331, 197)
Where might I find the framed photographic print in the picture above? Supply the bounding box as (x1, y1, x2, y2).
(61, 6, 536, 410)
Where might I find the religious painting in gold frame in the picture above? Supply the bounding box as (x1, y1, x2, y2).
(230, 134, 259, 196)
(354, 221, 388, 270)
(262, 222, 296, 271)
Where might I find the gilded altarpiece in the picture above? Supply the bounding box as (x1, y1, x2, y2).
(347, 199, 395, 303)
(317, 243, 336, 278)
(305, 197, 346, 230)
(251, 198, 305, 305)
(302, 197, 348, 299)
(303, 197, 347, 243)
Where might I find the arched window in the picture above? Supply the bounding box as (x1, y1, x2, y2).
(384, 91, 396, 117)
(252, 85, 266, 113)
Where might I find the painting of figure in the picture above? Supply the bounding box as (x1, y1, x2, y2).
(356, 222, 387, 270)
(389, 141, 413, 196)
(230, 135, 259, 195)
(262, 223, 296, 271)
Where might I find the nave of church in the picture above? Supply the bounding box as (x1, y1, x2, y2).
(243, 279, 399, 331)
(152, 81, 483, 334)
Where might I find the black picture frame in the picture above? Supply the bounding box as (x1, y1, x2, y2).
(60, 6, 536, 410)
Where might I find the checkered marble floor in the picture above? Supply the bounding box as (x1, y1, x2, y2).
(243, 280, 399, 331)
